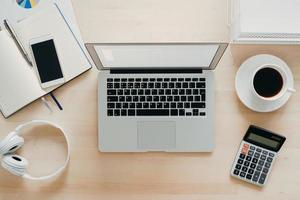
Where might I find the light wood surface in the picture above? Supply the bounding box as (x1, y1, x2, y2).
(1, 1, 300, 199)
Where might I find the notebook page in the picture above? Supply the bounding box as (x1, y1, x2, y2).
(239, 0, 300, 35)
(0, 31, 47, 117)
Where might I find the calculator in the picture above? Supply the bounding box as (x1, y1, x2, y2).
(231, 125, 286, 186)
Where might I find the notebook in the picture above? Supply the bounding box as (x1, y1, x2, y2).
(0, 4, 91, 118)
(231, 0, 300, 43)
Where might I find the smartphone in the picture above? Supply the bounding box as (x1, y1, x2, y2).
(29, 35, 65, 88)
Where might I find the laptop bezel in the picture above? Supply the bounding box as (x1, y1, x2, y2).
(85, 43, 228, 71)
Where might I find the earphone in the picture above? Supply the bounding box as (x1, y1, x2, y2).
(0, 120, 70, 181)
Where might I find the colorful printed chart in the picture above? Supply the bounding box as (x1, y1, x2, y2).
(16, 0, 40, 9)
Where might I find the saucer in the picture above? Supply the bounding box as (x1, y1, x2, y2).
(235, 54, 294, 112)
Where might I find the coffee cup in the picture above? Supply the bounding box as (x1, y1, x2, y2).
(251, 64, 296, 102)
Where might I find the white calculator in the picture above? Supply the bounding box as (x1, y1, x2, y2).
(231, 125, 286, 186)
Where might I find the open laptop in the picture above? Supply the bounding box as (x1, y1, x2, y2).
(86, 43, 228, 152)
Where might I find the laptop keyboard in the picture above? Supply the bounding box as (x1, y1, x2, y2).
(106, 77, 206, 117)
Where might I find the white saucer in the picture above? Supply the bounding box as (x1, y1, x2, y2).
(235, 54, 294, 112)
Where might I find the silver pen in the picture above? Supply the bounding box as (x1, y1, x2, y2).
(3, 19, 33, 66)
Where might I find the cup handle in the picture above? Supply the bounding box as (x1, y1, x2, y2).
(288, 88, 296, 93)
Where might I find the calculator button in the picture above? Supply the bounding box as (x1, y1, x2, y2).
(233, 170, 240, 175)
(246, 174, 252, 180)
(240, 172, 246, 178)
(269, 152, 275, 157)
(267, 157, 273, 162)
(252, 171, 260, 182)
(265, 162, 271, 168)
(235, 164, 242, 170)
(239, 154, 246, 159)
(263, 150, 268, 155)
(252, 158, 258, 163)
(256, 148, 262, 153)
(248, 169, 254, 174)
(260, 155, 266, 161)
(246, 156, 252, 161)
(258, 160, 264, 166)
(244, 161, 250, 167)
(242, 166, 248, 172)
(250, 146, 255, 150)
(250, 163, 256, 169)
(263, 168, 269, 174)
(258, 173, 267, 184)
(248, 150, 254, 156)
(237, 159, 243, 164)
(256, 165, 262, 171)
(254, 153, 260, 158)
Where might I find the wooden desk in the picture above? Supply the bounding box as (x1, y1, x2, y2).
(1, 1, 300, 199)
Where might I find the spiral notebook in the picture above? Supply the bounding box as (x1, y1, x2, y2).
(0, 4, 91, 118)
(231, 0, 300, 43)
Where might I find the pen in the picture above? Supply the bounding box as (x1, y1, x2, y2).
(3, 19, 33, 66)
(50, 92, 63, 111)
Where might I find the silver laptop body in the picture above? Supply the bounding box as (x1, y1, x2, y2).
(86, 43, 228, 152)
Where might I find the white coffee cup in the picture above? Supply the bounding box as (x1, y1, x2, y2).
(251, 64, 296, 102)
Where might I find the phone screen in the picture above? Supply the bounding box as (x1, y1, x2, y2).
(31, 39, 63, 83)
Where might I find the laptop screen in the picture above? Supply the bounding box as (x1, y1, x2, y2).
(87, 43, 228, 70)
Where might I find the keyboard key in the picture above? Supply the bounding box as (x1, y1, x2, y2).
(163, 103, 170, 108)
(128, 109, 135, 116)
(114, 78, 120, 82)
(127, 83, 133, 88)
(235, 164, 242, 170)
(246, 156, 252, 161)
(193, 109, 199, 116)
(116, 103, 121, 109)
(191, 103, 205, 108)
(114, 110, 120, 116)
(263, 168, 269, 174)
(256, 165, 262, 171)
(250, 163, 256, 169)
(248, 169, 254, 174)
(267, 157, 273, 162)
(136, 109, 169, 116)
(126, 96, 132, 102)
(240, 154, 247, 160)
(186, 89, 192, 95)
(258, 173, 267, 184)
(252, 171, 260, 182)
(256, 148, 262, 153)
(184, 102, 190, 108)
(186, 112, 192, 116)
(179, 109, 185, 116)
(171, 103, 177, 108)
(196, 82, 205, 88)
(107, 83, 113, 88)
(244, 161, 250, 167)
(258, 160, 264, 166)
(107, 103, 115, 109)
(133, 96, 139, 102)
(143, 103, 149, 108)
(240, 172, 246, 178)
(107, 78, 113, 82)
(200, 112, 206, 116)
(107, 96, 118, 102)
(237, 159, 243, 164)
(260, 155, 266, 161)
(157, 103, 163, 108)
(114, 83, 120, 88)
(254, 153, 260, 158)
(129, 103, 135, 109)
(107, 90, 116, 95)
(136, 103, 142, 108)
(242, 166, 248, 172)
(252, 158, 258, 163)
(269, 152, 275, 157)
(233, 170, 239, 175)
(246, 174, 252, 180)
(171, 109, 178, 116)
(150, 103, 156, 108)
(248, 150, 254, 156)
(265, 162, 271, 168)
(250, 146, 255, 150)
(107, 110, 113, 116)
(262, 150, 268, 155)
(121, 110, 127, 116)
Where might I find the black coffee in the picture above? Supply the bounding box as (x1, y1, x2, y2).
(253, 67, 283, 98)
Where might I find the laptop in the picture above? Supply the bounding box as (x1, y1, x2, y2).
(86, 43, 228, 152)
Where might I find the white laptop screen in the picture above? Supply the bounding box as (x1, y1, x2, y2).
(91, 44, 226, 69)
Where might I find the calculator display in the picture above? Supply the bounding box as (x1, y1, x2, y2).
(247, 133, 279, 149)
(244, 125, 286, 152)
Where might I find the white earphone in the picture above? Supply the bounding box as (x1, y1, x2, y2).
(0, 120, 70, 181)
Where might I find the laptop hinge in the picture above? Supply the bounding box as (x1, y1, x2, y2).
(110, 68, 203, 74)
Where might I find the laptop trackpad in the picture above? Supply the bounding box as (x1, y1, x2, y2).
(137, 121, 176, 150)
